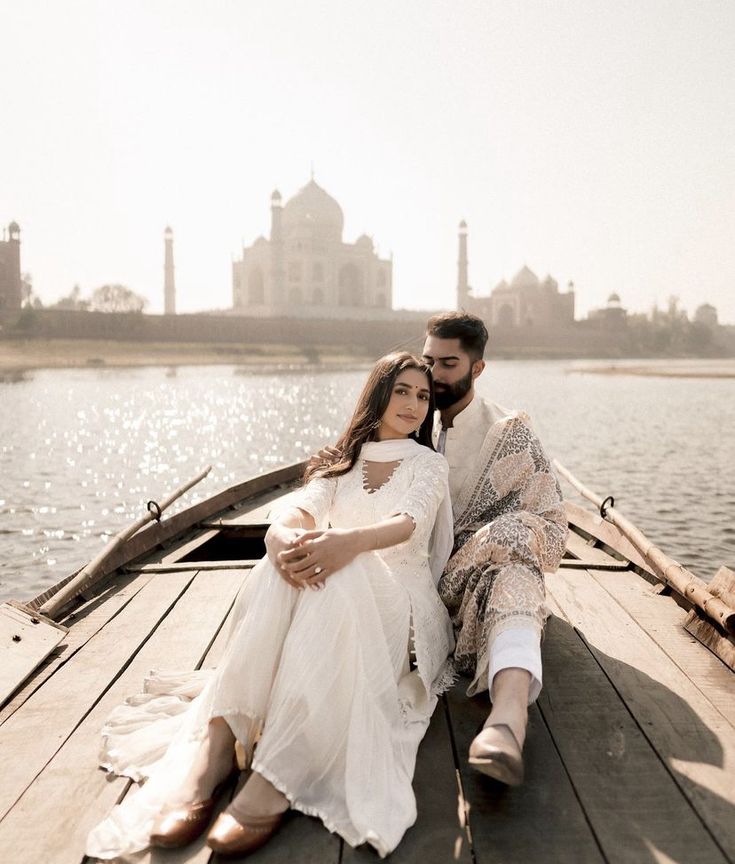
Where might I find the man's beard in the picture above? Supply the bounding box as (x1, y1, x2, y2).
(433, 368, 473, 409)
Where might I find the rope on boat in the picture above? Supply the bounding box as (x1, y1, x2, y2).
(39, 465, 213, 620)
(553, 459, 735, 635)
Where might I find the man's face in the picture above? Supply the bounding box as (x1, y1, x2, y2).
(421, 335, 480, 409)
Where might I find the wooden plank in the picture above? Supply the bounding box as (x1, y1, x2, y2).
(565, 530, 626, 567)
(547, 571, 735, 862)
(127, 560, 260, 574)
(342, 692, 472, 863)
(0, 569, 243, 864)
(557, 560, 629, 571)
(147, 528, 221, 565)
(0, 570, 197, 821)
(589, 568, 735, 730)
(201, 486, 290, 528)
(540, 596, 729, 864)
(0, 602, 68, 706)
(445, 681, 605, 864)
(0, 572, 153, 726)
(565, 499, 655, 575)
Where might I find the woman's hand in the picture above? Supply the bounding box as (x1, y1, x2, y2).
(278, 527, 360, 589)
(265, 523, 309, 589)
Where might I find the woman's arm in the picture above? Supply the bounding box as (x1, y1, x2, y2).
(265, 507, 317, 589)
(278, 513, 415, 588)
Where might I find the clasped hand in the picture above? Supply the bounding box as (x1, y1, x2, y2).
(275, 527, 357, 590)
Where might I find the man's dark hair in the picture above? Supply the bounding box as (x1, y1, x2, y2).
(426, 312, 488, 360)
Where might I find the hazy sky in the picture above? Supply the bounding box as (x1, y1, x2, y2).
(1, 0, 734, 322)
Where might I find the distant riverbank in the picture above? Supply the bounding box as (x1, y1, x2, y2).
(568, 359, 735, 379)
(0, 338, 369, 379)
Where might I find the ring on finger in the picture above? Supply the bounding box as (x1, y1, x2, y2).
(314, 566, 323, 575)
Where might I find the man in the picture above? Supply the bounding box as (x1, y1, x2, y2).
(422, 312, 567, 785)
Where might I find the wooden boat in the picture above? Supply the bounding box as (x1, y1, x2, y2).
(1, 461, 734, 864)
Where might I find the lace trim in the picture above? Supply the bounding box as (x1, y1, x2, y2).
(430, 659, 459, 697)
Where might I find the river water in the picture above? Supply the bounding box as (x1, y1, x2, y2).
(1, 361, 732, 601)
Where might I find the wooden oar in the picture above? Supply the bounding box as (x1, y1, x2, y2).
(39, 466, 212, 620)
(553, 459, 735, 634)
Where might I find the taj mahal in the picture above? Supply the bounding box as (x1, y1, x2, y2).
(231, 178, 393, 319)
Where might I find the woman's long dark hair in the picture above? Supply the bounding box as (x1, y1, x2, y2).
(303, 352, 436, 484)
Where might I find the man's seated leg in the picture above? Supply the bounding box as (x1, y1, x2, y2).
(468, 627, 542, 785)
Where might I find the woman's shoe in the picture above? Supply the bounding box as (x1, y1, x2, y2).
(206, 809, 285, 856)
(149, 797, 218, 848)
(468, 722, 524, 786)
(149, 753, 240, 848)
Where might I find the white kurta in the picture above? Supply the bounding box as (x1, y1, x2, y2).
(87, 446, 454, 860)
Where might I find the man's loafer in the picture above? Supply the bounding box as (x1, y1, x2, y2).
(468, 722, 524, 786)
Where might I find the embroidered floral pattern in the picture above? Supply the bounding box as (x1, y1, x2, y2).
(438, 414, 567, 696)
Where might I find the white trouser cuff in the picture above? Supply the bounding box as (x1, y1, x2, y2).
(488, 627, 543, 705)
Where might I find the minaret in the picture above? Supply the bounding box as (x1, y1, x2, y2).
(270, 189, 284, 305)
(457, 220, 469, 309)
(164, 226, 176, 315)
(5, 222, 22, 309)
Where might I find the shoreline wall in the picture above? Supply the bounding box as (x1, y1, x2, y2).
(1, 307, 731, 359)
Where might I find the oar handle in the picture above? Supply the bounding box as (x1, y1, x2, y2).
(553, 459, 735, 633)
(39, 466, 212, 619)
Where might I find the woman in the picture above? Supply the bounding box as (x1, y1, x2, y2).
(87, 352, 455, 860)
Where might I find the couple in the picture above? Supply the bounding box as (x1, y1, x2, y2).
(86, 312, 567, 860)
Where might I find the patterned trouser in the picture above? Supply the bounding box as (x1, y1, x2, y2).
(438, 514, 549, 697)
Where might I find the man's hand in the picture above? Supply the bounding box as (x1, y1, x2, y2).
(278, 527, 359, 588)
(306, 445, 342, 471)
(265, 523, 308, 589)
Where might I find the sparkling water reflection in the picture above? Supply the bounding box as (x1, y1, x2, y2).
(0, 362, 732, 601)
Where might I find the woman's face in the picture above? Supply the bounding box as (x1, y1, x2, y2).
(377, 367, 431, 440)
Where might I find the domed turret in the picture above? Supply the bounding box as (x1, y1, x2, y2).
(607, 292, 621, 307)
(511, 265, 539, 288)
(271, 189, 282, 203)
(356, 233, 373, 250)
(282, 179, 344, 239)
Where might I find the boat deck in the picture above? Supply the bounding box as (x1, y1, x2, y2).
(1, 489, 734, 864)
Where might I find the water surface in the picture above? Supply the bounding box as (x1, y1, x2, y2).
(1, 361, 732, 601)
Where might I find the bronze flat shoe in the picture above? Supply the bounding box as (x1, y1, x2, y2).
(149, 797, 218, 848)
(468, 722, 524, 786)
(207, 809, 285, 856)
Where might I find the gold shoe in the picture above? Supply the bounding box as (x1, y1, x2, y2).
(468, 722, 525, 786)
(150, 753, 240, 849)
(150, 798, 217, 848)
(207, 809, 285, 856)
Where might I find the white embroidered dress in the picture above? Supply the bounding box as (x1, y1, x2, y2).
(87, 443, 454, 861)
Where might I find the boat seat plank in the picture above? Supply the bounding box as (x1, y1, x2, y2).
(0, 572, 154, 727)
(0, 569, 197, 823)
(201, 487, 291, 528)
(547, 572, 735, 862)
(0, 568, 244, 864)
(565, 530, 625, 567)
(0, 601, 68, 709)
(143, 528, 221, 566)
(126, 560, 260, 574)
(589, 568, 735, 730)
(445, 681, 606, 864)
